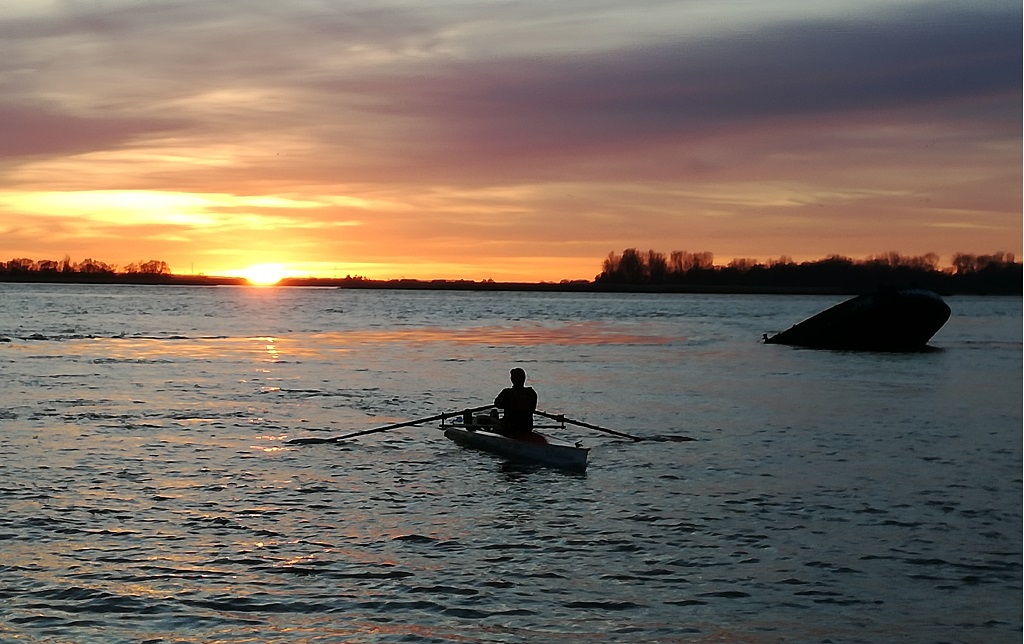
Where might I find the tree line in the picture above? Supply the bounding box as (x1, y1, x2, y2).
(596, 249, 1021, 294)
(1, 256, 171, 276)
(2, 250, 1019, 293)
(0, 256, 246, 285)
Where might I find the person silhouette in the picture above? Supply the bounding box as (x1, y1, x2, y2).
(493, 368, 538, 436)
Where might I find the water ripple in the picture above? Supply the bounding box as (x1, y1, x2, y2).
(0, 286, 1018, 643)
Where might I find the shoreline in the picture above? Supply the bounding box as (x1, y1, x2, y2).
(0, 274, 1018, 295)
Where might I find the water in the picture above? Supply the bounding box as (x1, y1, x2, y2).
(0, 284, 1019, 643)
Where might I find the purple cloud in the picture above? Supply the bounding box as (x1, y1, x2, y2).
(0, 104, 183, 157)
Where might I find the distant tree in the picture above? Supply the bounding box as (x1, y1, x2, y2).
(669, 250, 687, 274)
(692, 252, 714, 270)
(138, 259, 170, 274)
(950, 252, 1016, 274)
(617, 248, 647, 282)
(75, 258, 115, 274)
(6, 258, 34, 271)
(602, 251, 621, 277)
(647, 250, 668, 283)
(977, 251, 1015, 270)
(868, 251, 905, 267)
(597, 248, 718, 283)
(728, 258, 758, 271)
(912, 253, 940, 271)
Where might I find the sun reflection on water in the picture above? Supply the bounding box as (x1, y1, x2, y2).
(260, 336, 280, 361)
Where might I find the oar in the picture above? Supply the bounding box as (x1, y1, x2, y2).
(534, 410, 643, 442)
(288, 404, 493, 445)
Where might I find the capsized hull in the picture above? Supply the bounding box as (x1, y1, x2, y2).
(764, 287, 951, 351)
(443, 426, 588, 472)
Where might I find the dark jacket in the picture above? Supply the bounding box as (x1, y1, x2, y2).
(494, 385, 538, 433)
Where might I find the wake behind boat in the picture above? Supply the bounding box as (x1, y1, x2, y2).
(441, 413, 589, 472)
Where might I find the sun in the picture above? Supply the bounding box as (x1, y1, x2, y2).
(237, 263, 288, 286)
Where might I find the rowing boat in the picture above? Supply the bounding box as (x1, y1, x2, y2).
(441, 415, 589, 472)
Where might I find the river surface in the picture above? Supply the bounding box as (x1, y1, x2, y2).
(0, 284, 1019, 643)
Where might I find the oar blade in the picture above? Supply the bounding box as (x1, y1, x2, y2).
(286, 436, 334, 445)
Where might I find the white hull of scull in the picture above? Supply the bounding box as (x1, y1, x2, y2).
(443, 426, 588, 472)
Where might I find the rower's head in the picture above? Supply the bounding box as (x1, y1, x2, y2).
(509, 368, 526, 386)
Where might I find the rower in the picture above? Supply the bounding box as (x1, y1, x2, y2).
(493, 368, 538, 436)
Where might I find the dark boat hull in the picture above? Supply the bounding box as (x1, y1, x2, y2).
(764, 288, 951, 351)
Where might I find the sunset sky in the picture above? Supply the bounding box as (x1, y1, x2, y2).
(0, 0, 1020, 282)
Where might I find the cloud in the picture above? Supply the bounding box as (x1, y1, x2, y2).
(0, 1, 1018, 278)
(0, 104, 183, 158)
(361, 5, 1020, 169)
(4, 1, 1017, 170)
